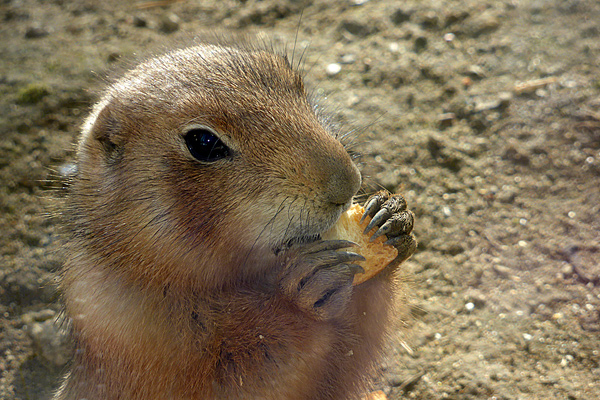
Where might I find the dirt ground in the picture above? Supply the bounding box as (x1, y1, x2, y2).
(1, 0, 599, 399)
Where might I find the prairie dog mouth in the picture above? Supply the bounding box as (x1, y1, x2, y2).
(270, 201, 353, 256)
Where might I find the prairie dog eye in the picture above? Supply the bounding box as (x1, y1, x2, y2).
(184, 126, 231, 162)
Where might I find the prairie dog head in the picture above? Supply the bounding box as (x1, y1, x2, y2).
(69, 43, 361, 291)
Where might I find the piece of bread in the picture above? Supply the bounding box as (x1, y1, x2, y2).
(322, 204, 398, 285)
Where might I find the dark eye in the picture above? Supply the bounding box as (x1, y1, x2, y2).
(184, 127, 231, 162)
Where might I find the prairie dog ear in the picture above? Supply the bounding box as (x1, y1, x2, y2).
(79, 99, 127, 161)
(92, 102, 123, 153)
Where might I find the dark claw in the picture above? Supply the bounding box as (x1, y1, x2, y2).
(346, 264, 365, 275)
(308, 251, 365, 267)
(360, 191, 390, 224)
(384, 234, 418, 263)
(363, 208, 391, 234)
(370, 211, 414, 242)
(303, 239, 357, 254)
(363, 194, 409, 234)
(370, 222, 390, 242)
(340, 252, 366, 264)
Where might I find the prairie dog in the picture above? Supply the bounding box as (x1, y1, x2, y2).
(56, 41, 416, 400)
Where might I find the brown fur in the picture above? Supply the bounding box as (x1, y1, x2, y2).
(55, 43, 409, 400)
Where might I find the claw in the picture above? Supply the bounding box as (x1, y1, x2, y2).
(303, 240, 357, 254)
(310, 251, 365, 267)
(363, 208, 391, 234)
(385, 234, 418, 262)
(370, 221, 391, 242)
(360, 191, 390, 223)
(371, 211, 415, 241)
(361, 199, 380, 223)
(341, 252, 366, 264)
(346, 264, 365, 275)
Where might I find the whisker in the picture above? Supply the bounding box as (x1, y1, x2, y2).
(242, 196, 290, 267)
(290, 8, 304, 70)
(283, 196, 300, 241)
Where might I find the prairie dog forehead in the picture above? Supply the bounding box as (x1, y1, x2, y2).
(116, 44, 304, 103)
(88, 44, 308, 127)
(79, 44, 317, 152)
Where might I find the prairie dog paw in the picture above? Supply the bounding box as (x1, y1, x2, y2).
(362, 191, 417, 267)
(278, 240, 364, 320)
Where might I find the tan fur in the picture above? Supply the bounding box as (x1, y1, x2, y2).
(56, 42, 406, 400)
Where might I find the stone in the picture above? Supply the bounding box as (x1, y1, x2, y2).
(390, 8, 412, 25)
(159, 13, 180, 34)
(28, 317, 72, 367)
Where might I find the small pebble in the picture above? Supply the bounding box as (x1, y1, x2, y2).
(443, 32, 455, 42)
(414, 36, 428, 53)
(340, 20, 373, 37)
(493, 264, 511, 278)
(438, 112, 456, 128)
(464, 11, 501, 37)
(561, 263, 573, 275)
(552, 312, 564, 320)
(28, 319, 71, 367)
(419, 11, 439, 29)
(25, 26, 49, 39)
(159, 13, 180, 34)
(326, 63, 342, 77)
(132, 16, 147, 28)
(465, 302, 475, 312)
(340, 54, 356, 64)
(390, 8, 412, 25)
(466, 64, 486, 79)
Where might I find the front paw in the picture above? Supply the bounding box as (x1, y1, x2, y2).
(278, 240, 364, 320)
(361, 190, 417, 268)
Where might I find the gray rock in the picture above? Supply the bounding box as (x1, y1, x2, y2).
(463, 11, 501, 37)
(414, 36, 428, 53)
(474, 92, 512, 113)
(132, 16, 147, 28)
(159, 13, 180, 34)
(390, 8, 413, 25)
(24, 25, 49, 39)
(28, 317, 72, 367)
(438, 112, 456, 128)
(339, 20, 376, 37)
(418, 11, 440, 30)
(340, 53, 357, 64)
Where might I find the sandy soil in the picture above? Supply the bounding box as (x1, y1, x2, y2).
(1, 0, 599, 399)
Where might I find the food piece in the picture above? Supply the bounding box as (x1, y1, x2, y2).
(322, 204, 398, 285)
